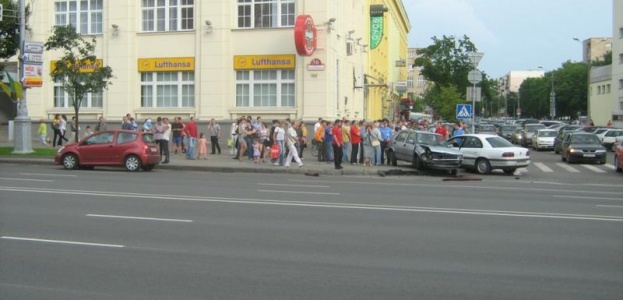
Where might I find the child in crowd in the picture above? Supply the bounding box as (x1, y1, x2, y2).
(84, 125, 94, 138)
(252, 138, 261, 163)
(37, 119, 48, 146)
(197, 133, 209, 159)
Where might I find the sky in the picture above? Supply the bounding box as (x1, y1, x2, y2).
(403, 0, 613, 78)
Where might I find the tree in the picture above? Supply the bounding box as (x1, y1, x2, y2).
(592, 50, 612, 66)
(44, 25, 113, 142)
(0, 0, 25, 68)
(414, 35, 497, 120)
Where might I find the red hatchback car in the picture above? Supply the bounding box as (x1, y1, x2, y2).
(55, 130, 161, 171)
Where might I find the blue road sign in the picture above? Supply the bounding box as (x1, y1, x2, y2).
(456, 104, 472, 119)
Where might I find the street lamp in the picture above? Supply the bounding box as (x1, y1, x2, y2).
(467, 52, 484, 133)
(13, 0, 33, 154)
(538, 66, 556, 119)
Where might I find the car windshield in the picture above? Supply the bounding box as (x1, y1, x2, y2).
(486, 137, 514, 148)
(417, 133, 443, 146)
(538, 131, 557, 137)
(501, 126, 516, 131)
(570, 134, 600, 144)
(478, 125, 496, 132)
(525, 125, 546, 133)
(594, 129, 608, 134)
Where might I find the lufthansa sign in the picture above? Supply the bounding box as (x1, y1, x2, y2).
(233, 55, 296, 70)
(138, 57, 195, 72)
(50, 59, 103, 73)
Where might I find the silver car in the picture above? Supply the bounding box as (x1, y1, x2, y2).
(388, 130, 462, 175)
(520, 124, 546, 147)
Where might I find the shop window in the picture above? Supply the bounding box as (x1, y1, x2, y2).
(141, 72, 195, 108)
(53, 80, 103, 108)
(142, 0, 194, 32)
(237, 0, 295, 29)
(54, 0, 103, 34)
(236, 70, 295, 107)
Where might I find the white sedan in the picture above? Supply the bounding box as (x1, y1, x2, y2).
(531, 128, 557, 151)
(446, 134, 531, 174)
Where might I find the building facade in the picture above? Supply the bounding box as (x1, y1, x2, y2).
(364, 0, 410, 121)
(25, 0, 376, 123)
(406, 47, 428, 105)
(579, 37, 612, 63)
(612, 0, 623, 127)
(589, 65, 612, 126)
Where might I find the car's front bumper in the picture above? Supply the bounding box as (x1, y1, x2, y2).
(567, 152, 606, 162)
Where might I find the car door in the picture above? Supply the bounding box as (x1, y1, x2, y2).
(561, 133, 572, 158)
(392, 131, 409, 161)
(112, 132, 139, 164)
(78, 132, 116, 164)
(401, 132, 418, 162)
(459, 136, 484, 167)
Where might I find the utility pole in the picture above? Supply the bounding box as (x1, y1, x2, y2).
(12, 0, 33, 154)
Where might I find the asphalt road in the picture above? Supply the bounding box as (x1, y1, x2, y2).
(1, 164, 622, 300)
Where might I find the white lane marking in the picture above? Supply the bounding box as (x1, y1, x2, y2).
(516, 167, 529, 173)
(555, 163, 580, 173)
(19, 173, 77, 177)
(581, 164, 606, 173)
(0, 177, 54, 182)
(554, 195, 623, 201)
(604, 164, 615, 170)
(533, 162, 553, 172)
(597, 205, 623, 209)
(0, 186, 621, 222)
(86, 214, 192, 223)
(257, 183, 331, 188)
(285, 179, 623, 195)
(1, 236, 124, 248)
(257, 189, 340, 195)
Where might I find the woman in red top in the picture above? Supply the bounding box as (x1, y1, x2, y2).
(350, 121, 362, 164)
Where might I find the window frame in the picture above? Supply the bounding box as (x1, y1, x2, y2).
(140, 71, 195, 108)
(141, 0, 195, 32)
(236, 0, 295, 29)
(53, 80, 103, 108)
(54, 0, 103, 35)
(235, 69, 295, 108)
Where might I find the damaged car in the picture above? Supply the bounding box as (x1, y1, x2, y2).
(387, 130, 463, 175)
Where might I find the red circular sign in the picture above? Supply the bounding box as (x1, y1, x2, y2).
(294, 15, 317, 56)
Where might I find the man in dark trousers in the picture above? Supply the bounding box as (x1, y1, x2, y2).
(331, 119, 343, 170)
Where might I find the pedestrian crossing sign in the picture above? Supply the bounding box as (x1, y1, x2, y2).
(456, 104, 472, 119)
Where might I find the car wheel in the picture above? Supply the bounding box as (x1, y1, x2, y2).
(475, 158, 491, 174)
(413, 154, 423, 170)
(141, 164, 156, 171)
(615, 156, 622, 173)
(62, 153, 79, 170)
(503, 168, 516, 174)
(124, 155, 142, 172)
(387, 151, 397, 166)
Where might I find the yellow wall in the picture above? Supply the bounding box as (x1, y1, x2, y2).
(365, 0, 410, 120)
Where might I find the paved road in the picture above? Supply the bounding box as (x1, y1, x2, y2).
(1, 164, 622, 299)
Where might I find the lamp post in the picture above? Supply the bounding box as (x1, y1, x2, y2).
(13, 0, 33, 154)
(467, 52, 484, 133)
(538, 66, 556, 119)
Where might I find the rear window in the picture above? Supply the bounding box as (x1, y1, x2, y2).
(478, 125, 496, 132)
(486, 137, 514, 148)
(538, 131, 557, 137)
(142, 133, 156, 144)
(117, 133, 137, 144)
(525, 125, 546, 132)
(605, 130, 623, 137)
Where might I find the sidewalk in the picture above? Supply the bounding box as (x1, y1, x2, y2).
(0, 138, 411, 176)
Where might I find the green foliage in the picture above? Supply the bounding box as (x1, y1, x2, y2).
(423, 85, 463, 121)
(518, 61, 587, 119)
(592, 50, 612, 66)
(0, 147, 57, 157)
(0, 72, 23, 102)
(44, 25, 114, 142)
(0, 0, 21, 63)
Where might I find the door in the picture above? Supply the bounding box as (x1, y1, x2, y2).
(460, 136, 484, 167)
(393, 131, 410, 161)
(78, 132, 116, 164)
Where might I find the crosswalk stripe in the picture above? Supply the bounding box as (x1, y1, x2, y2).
(533, 162, 553, 172)
(604, 163, 615, 170)
(581, 164, 606, 173)
(555, 163, 580, 173)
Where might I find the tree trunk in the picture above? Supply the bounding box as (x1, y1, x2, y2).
(74, 103, 80, 143)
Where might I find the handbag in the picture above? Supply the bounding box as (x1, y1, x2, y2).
(270, 143, 281, 159)
(371, 139, 380, 147)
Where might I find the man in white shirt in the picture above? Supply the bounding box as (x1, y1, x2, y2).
(284, 119, 303, 168)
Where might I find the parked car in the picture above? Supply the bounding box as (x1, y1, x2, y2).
(497, 125, 517, 141)
(388, 130, 462, 175)
(520, 123, 546, 147)
(531, 129, 557, 151)
(554, 130, 576, 154)
(511, 127, 524, 144)
(55, 130, 161, 171)
(615, 140, 623, 173)
(539, 120, 565, 127)
(475, 124, 497, 135)
(596, 128, 623, 150)
(560, 132, 606, 164)
(551, 124, 582, 133)
(446, 134, 531, 174)
(613, 136, 623, 152)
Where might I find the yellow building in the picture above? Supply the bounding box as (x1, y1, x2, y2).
(589, 66, 613, 126)
(23, 0, 374, 122)
(364, 0, 410, 120)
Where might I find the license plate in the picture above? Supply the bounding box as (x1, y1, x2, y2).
(151, 147, 157, 152)
(584, 154, 595, 157)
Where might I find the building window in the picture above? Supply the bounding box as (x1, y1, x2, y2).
(606, 84, 611, 94)
(235, 70, 295, 107)
(141, 72, 195, 108)
(619, 79, 623, 89)
(597, 86, 602, 94)
(417, 75, 426, 87)
(619, 27, 623, 38)
(54, 0, 103, 35)
(237, 0, 295, 29)
(54, 80, 103, 108)
(142, 0, 194, 32)
(407, 75, 414, 87)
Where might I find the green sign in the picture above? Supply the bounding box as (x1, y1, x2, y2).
(370, 16, 384, 50)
